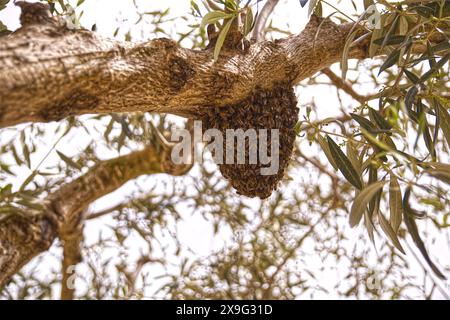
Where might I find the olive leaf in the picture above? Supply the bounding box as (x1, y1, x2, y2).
(404, 69, 419, 84)
(389, 175, 402, 233)
(200, 11, 232, 29)
(0, 0, 9, 11)
(368, 107, 392, 130)
(378, 49, 400, 75)
(307, 0, 319, 17)
(405, 86, 418, 110)
(316, 134, 338, 171)
(369, 14, 385, 57)
(403, 187, 446, 280)
(373, 35, 406, 46)
(214, 17, 234, 61)
(349, 181, 386, 227)
(346, 141, 361, 174)
(57, 150, 82, 170)
(243, 6, 253, 37)
(378, 211, 405, 254)
(427, 162, 450, 172)
(350, 113, 377, 133)
(426, 170, 450, 185)
(364, 210, 376, 247)
(341, 30, 358, 80)
(327, 136, 363, 189)
(419, 53, 450, 83)
(435, 101, 450, 147)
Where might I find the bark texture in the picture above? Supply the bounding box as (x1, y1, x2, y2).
(0, 2, 368, 128)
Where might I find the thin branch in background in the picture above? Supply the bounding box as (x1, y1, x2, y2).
(251, 0, 280, 42)
(321, 67, 368, 104)
(60, 218, 84, 300)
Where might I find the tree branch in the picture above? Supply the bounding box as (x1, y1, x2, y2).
(0, 143, 192, 290)
(0, 2, 369, 128)
(321, 68, 368, 104)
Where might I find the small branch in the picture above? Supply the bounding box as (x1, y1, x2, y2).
(60, 219, 84, 300)
(0, 143, 192, 289)
(321, 67, 368, 104)
(251, 0, 280, 42)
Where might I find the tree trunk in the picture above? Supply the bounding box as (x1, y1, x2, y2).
(0, 2, 368, 128)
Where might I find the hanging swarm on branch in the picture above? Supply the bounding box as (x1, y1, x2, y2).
(202, 83, 299, 199)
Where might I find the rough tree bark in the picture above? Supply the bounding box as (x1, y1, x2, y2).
(0, 2, 370, 128)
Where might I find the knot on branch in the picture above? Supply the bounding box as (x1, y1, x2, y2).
(16, 1, 56, 26)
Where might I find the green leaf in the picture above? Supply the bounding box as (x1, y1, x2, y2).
(380, 14, 399, 50)
(403, 188, 446, 280)
(432, 40, 450, 53)
(435, 102, 450, 147)
(369, 15, 385, 57)
(191, 1, 201, 16)
(404, 69, 419, 84)
(379, 211, 405, 254)
(378, 49, 400, 75)
(419, 53, 450, 82)
(200, 11, 230, 29)
(422, 119, 436, 160)
(368, 107, 392, 130)
(368, 165, 380, 216)
(405, 86, 418, 111)
(389, 175, 402, 233)
(360, 128, 393, 153)
(426, 170, 450, 185)
(316, 135, 338, 171)
(350, 181, 386, 227)
(213, 17, 234, 61)
(19, 170, 38, 191)
(327, 136, 363, 190)
(350, 113, 377, 133)
(346, 141, 361, 174)
(308, 0, 319, 17)
(56, 150, 82, 170)
(341, 29, 358, 80)
(364, 210, 376, 247)
(243, 6, 253, 37)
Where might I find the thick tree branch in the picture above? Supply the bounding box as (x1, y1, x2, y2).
(0, 143, 192, 290)
(0, 2, 369, 128)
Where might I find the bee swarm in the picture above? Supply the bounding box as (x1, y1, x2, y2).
(202, 83, 299, 199)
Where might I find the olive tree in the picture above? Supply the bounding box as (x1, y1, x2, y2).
(0, 0, 449, 299)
